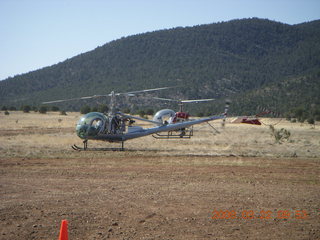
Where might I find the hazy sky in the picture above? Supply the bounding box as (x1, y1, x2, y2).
(0, 0, 319, 80)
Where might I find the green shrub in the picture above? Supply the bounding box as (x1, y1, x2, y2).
(22, 105, 31, 113)
(146, 109, 154, 115)
(80, 105, 91, 114)
(91, 107, 98, 112)
(98, 104, 109, 113)
(51, 106, 59, 111)
(122, 108, 131, 114)
(39, 106, 48, 114)
(269, 125, 291, 144)
(138, 110, 145, 118)
(307, 118, 315, 125)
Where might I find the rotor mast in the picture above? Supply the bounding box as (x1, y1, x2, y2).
(178, 102, 183, 112)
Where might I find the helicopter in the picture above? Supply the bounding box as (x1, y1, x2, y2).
(151, 97, 217, 139)
(43, 87, 229, 151)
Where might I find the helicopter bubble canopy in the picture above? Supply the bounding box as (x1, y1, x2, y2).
(153, 109, 176, 124)
(76, 112, 107, 139)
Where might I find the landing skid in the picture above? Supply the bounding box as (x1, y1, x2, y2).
(152, 127, 193, 139)
(71, 140, 125, 151)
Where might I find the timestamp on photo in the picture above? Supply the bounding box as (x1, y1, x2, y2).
(211, 209, 308, 220)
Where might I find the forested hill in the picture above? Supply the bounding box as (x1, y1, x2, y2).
(1, 18, 320, 115)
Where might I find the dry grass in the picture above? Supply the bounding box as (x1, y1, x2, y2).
(0, 111, 319, 159)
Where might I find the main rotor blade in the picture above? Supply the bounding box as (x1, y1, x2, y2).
(153, 97, 179, 102)
(42, 86, 173, 104)
(117, 86, 174, 96)
(42, 94, 108, 104)
(153, 97, 215, 103)
(181, 98, 215, 103)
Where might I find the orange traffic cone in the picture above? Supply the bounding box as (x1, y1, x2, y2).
(58, 220, 68, 240)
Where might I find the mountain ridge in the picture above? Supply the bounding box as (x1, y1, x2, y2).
(1, 18, 319, 115)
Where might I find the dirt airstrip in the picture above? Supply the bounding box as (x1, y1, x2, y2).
(0, 112, 319, 239)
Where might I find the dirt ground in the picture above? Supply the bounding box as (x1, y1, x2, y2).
(0, 112, 319, 239)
